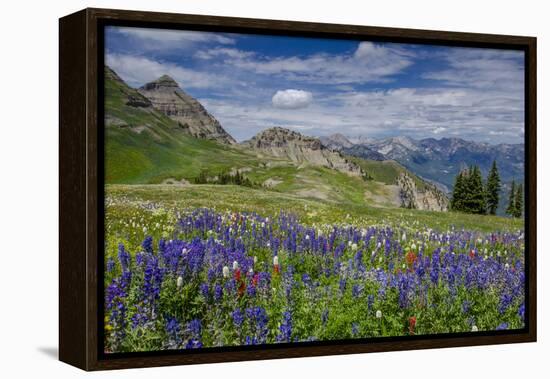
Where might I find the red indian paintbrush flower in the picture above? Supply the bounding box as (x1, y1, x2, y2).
(409, 316, 417, 335)
(405, 251, 417, 266)
(237, 281, 246, 297)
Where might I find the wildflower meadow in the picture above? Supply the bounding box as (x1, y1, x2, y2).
(103, 189, 525, 353)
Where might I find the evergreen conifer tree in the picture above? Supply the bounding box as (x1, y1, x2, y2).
(485, 160, 501, 215)
(469, 165, 486, 214)
(513, 183, 524, 218)
(451, 171, 466, 212)
(506, 180, 516, 216)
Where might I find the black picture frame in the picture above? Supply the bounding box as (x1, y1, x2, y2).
(59, 7, 537, 371)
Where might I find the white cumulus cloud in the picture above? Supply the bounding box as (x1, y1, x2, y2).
(272, 89, 313, 109)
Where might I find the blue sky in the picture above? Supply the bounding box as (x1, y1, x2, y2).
(105, 26, 525, 144)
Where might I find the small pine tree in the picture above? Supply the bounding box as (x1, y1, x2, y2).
(451, 171, 466, 212)
(469, 165, 486, 214)
(485, 160, 501, 215)
(506, 180, 516, 217)
(513, 183, 524, 218)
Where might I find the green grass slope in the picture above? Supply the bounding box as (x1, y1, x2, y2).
(104, 71, 263, 184)
(348, 157, 429, 190)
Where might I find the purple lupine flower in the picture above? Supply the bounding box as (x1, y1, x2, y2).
(142, 236, 153, 254)
(232, 308, 244, 328)
(187, 319, 202, 338)
(276, 311, 292, 342)
(352, 284, 361, 298)
(339, 278, 347, 294)
(185, 339, 203, 349)
(117, 243, 131, 272)
(496, 322, 509, 330)
(246, 284, 256, 297)
(499, 294, 513, 314)
(130, 308, 148, 329)
(165, 317, 181, 348)
(213, 284, 223, 302)
(200, 283, 209, 299)
(106, 257, 115, 273)
(518, 303, 525, 321)
(462, 300, 471, 314)
(246, 306, 269, 343)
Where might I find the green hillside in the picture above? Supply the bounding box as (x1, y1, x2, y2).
(104, 67, 448, 210)
(105, 70, 263, 184)
(347, 157, 428, 190)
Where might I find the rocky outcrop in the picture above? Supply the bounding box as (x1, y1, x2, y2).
(397, 173, 449, 211)
(138, 75, 236, 144)
(242, 127, 364, 177)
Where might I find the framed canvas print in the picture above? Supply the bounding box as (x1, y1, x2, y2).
(59, 8, 536, 370)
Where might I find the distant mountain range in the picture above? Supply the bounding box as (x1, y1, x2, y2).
(320, 133, 524, 193)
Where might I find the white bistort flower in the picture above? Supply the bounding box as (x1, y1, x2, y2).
(472, 325, 479, 332)
(177, 276, 183, 289)
(232, 260, 239, 270)
(273, 256, 279, 266)
(376, 310, 382, 319)
(222, 266, 230, 278)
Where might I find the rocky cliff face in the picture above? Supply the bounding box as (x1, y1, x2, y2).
(138, 75, 236, 144)
(396, 173, 449, 211)
(242, 127, 364, 176)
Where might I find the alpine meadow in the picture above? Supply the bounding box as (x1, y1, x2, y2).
(102, 26, 526, 353)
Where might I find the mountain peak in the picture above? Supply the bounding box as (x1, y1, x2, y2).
(136, 72, 236, 144)
(320, 133, 354, 150)
(140, 74, 180, 91)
